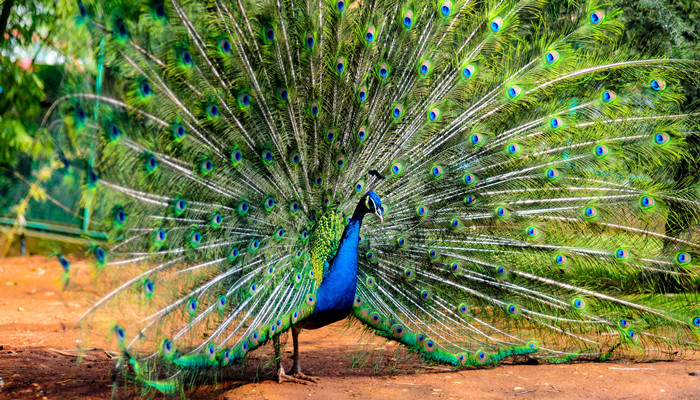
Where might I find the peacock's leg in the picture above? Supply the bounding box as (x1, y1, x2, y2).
(273, 333, 308, 384)
(290, 322, 318, 382)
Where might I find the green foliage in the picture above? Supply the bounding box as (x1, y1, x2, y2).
(0, 0, 93, 166)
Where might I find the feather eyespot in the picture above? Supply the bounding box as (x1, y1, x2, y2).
(336, 0, 345, 12)
(676, 252, 691, 265)
(219, 296, 226, 309)
(391, 162, 404, 175)
(392, 104, 404, 119)
(144, 280, 154, 295)
(458, 303, 468, 315)
(544, 50, 559, 65)
(403, 11, 413, 28)
(264, 196, 275, 211)
(601, 90, 616, 103)
(139, 80, 152, 97)
(231, 149, 243, 165)
(451, 218, 463, 230)
(115, 326, 126, 341)
(507, 143, 521, 156)
(431, 165, 443, 178)
(207, 103, 219, 118)
(550, 117, 562, 129)
(507, 304, 519, 315)
(289, 201, 299, 213)
(357, 125, 368, 142)
(496, 265, 508, 277)
(545, 168, 559, 181)
(180, 49, 192, 66)
(428, 249, 439, 260)
(450, 262, 462, 273)
(365, 26, 376, 43)
(421, 289, 430, 300)
(614, 247, 629, 261)
(335, 56, 345, 74)
(366, 251, 376, 262)
(594, 144, 609, 158)
(691, 317, 700, 328)
(115, 19, 128, 38)
(219, 38, 231, 53)
(261, 150, 273, 164)
(310, 100, 320, 117)
(428, 108, 440, 122)
(305, 31, 315, 48)
(264, 25, 275, 41)
(419, 60, 431, 76)
(650, 79, 666, 92)
(228, 247, 239, 261)
(439, 1, 452, 17)
(162, 339, 173, 354)
(173, 124, 186, 140)
(463, 172, 477, 185)
(470, 133, 483, 146)
(495, 207, 509, 218)
(462, 64, 475, 79)
(457, 354, 467, 365)
(379, 63, 389, 79)
(190, 231, 202, 246)
(188, 299, 197, 314)
(354, 296, 362, 307)
(358, 86, 368, 102)
(572, 298, 585, 310)
(554, 254, 568, 265)
(639, 195, 655, 210)
(237, 200, 249, 215)
(113, 206, 126, 225)
(290, 152, 301, 165)
(589, 10, 604, 25)
(306, 294, 316, 306)
(506, 85, 521, 99)
(490, 17, 503, 33)
(416, 205, 429, 217)
(201, 159, 213, 174)
(250, 239, 260, 251)
(583, 206, 598, 219)
(654, 132, 670, 146)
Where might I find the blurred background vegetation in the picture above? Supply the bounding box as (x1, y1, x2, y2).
(0, 0, 697, 256)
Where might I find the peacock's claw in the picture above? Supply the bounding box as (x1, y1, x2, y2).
(292, 372, 318, 382)
(277, 365, 310, 385)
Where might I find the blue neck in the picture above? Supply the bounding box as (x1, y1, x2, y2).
(308, 208, 365, 327)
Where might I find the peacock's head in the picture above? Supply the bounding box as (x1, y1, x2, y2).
(360, 191, 383, 223)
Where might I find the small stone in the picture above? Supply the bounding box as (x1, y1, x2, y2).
(689, 372, 700, 376)
(17, 307, 24, 311)
(514, 387, 525, 390)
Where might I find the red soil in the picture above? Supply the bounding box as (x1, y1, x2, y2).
(1, 255, 698, 399)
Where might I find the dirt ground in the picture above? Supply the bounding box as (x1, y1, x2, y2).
(0, 255, 699, 399)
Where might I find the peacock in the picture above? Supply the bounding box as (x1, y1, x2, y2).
(45, 0, 700, 393)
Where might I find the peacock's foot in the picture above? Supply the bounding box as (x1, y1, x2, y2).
(292, 371, 319, 382)
(276, 365, 310, 385)
(290, 363, 319, 382)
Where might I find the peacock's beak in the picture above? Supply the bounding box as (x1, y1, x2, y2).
(375, 210, 383, 223)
